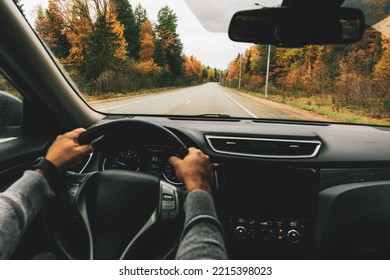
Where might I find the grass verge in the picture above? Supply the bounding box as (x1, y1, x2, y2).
(81, 87, 178, 102)
(236, 88, 390, 126)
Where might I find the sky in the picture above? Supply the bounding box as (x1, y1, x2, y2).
(20, 0, 256, 70)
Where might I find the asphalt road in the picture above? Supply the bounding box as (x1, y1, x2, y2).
(90, 82, 306, 119)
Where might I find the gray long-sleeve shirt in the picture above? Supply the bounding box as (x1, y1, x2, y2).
(0, 171, 55, 259)
(0, 171, 227, 259)
(175, 190, 227, 259)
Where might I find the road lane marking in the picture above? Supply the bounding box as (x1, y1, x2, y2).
(220, 88, 257, 118)
(186, 100, 192, 104)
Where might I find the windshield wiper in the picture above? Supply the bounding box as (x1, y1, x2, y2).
(195, 114, 231, 118)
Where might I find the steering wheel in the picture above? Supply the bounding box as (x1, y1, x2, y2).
(46, 119, 188, 260)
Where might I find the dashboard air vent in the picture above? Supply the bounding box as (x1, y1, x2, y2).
(206, 136, 321, 158)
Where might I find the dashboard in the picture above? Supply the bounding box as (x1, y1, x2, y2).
(74, 116, 390, 259)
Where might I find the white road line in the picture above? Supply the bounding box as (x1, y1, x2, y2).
(186, 100, 192, 104)
(220, 88, 257, 118)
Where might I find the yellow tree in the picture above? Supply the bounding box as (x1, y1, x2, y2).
(138, 19, 161, 74)
(52, 0, 128, 79)
(139, 19, 155, 62)
(106, 1, 127, 61)
(374, 38, 390, 110)
(35, 0, 71, 58)
(63, 1, 93, 73)
(184, 55, 202, 81)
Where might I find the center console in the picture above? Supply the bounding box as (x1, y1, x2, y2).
(215, 165, 318, 258)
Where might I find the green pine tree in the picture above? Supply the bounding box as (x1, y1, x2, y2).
(157, 6, 183, 77)
(112, 0, 139, 59)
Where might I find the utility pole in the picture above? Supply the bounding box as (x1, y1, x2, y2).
(229, 63, 232, 87)
(238, 53, 242, 90)
(233, 46, 242, 90)
(265, 45, 271, 98)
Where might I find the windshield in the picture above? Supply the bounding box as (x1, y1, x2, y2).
(18, 0, 390, 125)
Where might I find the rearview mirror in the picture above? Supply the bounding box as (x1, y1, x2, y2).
(229, 7, 365, 47)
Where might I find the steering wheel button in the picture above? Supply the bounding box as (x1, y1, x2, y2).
(168, 212, 177, 218)
(162, 186, 174, 195)
(163, 194, 174, 201)
(162, 201, 176, 210)
(162, 212, 169, 219)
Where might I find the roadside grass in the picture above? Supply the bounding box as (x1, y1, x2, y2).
(278, 98, 390, 126)
(236, 88, 390, 126)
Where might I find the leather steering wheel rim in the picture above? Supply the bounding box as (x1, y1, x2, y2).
(79, 119, 188, 158)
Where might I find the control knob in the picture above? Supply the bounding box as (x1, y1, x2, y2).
(287, 229, 300, 244)
(235, 226, 247, 239)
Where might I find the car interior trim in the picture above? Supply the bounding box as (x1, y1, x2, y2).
(78, 153, 94, 174)
(75, 173, 96, 260)
(205, 135, 322, 158)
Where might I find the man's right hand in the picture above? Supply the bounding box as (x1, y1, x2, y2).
(168, 147, 214, 194)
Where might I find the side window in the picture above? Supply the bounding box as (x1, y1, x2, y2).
(0, 73, 23, 142)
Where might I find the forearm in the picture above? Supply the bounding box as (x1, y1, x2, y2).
(175, 190, 227, 260)
(0, 171, 55, 259)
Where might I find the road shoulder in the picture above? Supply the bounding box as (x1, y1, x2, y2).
(221, 86, 336, 122)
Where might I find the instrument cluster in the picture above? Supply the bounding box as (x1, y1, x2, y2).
(103, 145, 182, 186)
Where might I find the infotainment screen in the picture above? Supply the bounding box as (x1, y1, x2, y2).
(221, 166, 317, 219)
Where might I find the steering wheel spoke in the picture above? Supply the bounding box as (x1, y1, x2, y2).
(71, 171, 182, 260)
(119, 180, 181, 259)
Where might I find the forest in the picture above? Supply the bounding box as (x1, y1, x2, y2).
(11, 0, 390, 123)
(222, 0, 390, 122)
(32, 0, 222, 96)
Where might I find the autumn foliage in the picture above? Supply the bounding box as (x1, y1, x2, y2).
(35, 0, 218, 95)
(222, 28, 390, 117)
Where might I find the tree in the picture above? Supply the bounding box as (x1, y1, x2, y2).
(112, 0, 139, 59)
(35, 5, 50, 43)
(134, 3, 148, 29)
(34, 0, 208, 92)
(62, 0, 93, 75)
(40, 0, 128, 81)
(201, 67, 208, 82)
(13, 0, 24, 15)
(85, 2, 128, 79)
(35, 0, 71, 59)
(154, 38, 165, 68)
(184, 55, 203, 82)
(139, 20, 155, 62)
(137, 19, 161, 74)
(245, 53, 251, 74)
(156, 6, 183, 77)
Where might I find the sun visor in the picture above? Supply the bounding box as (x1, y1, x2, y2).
(184, 0, 283, 32)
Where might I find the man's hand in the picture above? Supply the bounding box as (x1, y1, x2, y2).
(45, 128, 93, 171)
(169, 147, 214, 193)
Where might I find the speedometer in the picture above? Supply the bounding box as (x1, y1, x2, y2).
(104, 148, 140, 171)
(163, 162, 182, 185)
